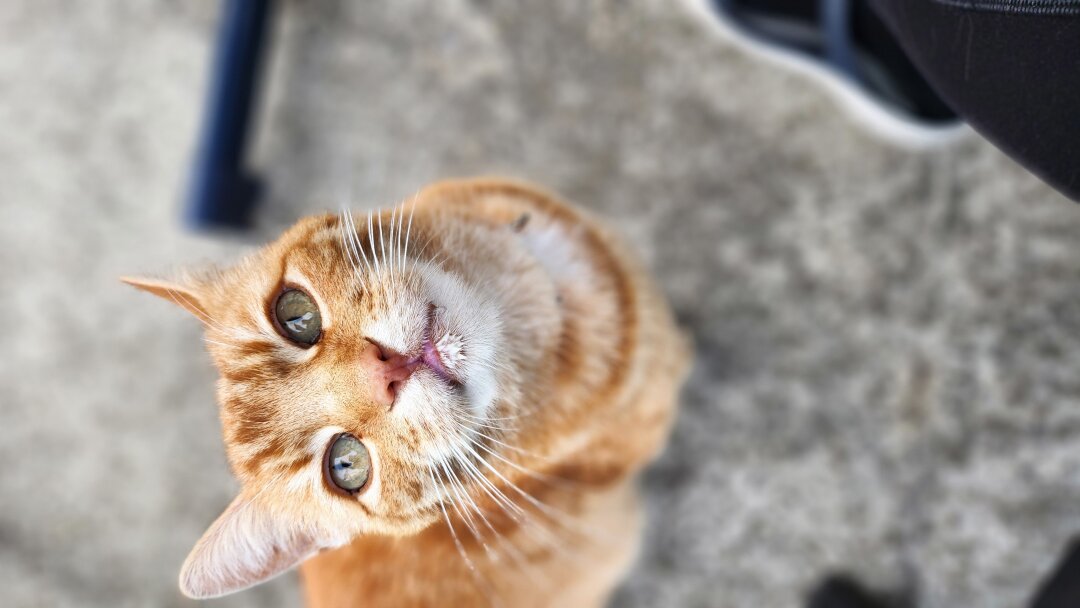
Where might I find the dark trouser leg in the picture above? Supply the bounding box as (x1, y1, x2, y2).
(1030, 538, 1080, 608)
(867, 0, 1080, 201)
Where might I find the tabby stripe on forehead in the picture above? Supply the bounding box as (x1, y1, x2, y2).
(228, 338, 273, 358)
(221, 359, 288, 384)
(241, 432, 290, 461)
(218, 343, 294, 385)
(239, 431, 319, 476)
(284, 455, 312, 475)
(222, 395, 278, 446)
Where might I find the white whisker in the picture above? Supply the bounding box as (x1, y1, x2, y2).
(449, 435, 592, 564)
(439, 457, 505, 566)
(202, 338, 234, 349)
(404, 195, 417, 274)
(378, 209, 387, 280)
(347, 210, 374, 276)
(426, 465, 503, 607)
(427, 466, 479, 566)
(449, 453, 551, 588)
(393, 204, 401, 280)
(338, 208, 367, 291)
(165, 289, 255, 343)
(367, 211, 381, 277)
(455, 433, 613, 545)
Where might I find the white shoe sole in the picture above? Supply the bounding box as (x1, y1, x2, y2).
(681, 0, 971, 149)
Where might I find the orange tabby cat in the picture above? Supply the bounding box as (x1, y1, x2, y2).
(124, 179, 689, 607)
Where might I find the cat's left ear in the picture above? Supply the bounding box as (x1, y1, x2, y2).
(179, 491, 325, 599)
(120, 275, 208, 320)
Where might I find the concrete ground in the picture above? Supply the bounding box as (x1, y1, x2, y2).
(3, 1, 1080, 607)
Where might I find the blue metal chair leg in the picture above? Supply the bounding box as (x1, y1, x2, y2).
(185, 0, 275, 231)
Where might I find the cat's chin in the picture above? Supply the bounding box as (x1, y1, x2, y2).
(416, 266, 503, 418)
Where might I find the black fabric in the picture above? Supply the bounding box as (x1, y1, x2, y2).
(869, 0, 1080, 201)
(805, 576, 896, 608)
(932, 0, 1080, 16)
(802, 537, 1080, 607)
(717, 0, 957, 123)
(849, 1, 956, 122)
(1030, 538, 1080, 608)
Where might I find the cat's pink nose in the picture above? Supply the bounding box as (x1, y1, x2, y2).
(360, 340, 418, 407)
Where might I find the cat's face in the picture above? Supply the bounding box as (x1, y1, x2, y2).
(126, 203, 560, 598)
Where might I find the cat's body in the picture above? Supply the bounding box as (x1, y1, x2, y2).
(301, 182, 687, 607)
(125, 179, 688, 607)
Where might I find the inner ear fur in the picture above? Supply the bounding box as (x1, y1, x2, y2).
(120, 275, 209, 320)
(179, 492, 321, 599)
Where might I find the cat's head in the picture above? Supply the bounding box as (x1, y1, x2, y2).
(125, 199, 560, 598)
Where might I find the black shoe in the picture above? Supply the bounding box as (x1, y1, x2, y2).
(687, 0, 965, 146)
(806, 576, 895, 608)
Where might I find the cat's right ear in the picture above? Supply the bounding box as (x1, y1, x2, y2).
(179, 491, 324, 599)
(120, 276, 208, 320)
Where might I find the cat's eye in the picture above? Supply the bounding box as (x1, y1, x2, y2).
(273, 288, 321, 345)
(325, 433, 371, 494)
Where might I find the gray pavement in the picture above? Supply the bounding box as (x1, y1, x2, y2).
(2, 1, 1079, 607)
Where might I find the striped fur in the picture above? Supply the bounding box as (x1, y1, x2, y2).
(125, 179, 689, 606)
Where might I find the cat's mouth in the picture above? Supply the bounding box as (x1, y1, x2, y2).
(413, 304, 461, 386)
(421, 335, 457, 385)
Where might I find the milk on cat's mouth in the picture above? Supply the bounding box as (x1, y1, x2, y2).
(420, 333, 459, 385)
(410, 266, 501, 417)
(408, 303, 463, 386)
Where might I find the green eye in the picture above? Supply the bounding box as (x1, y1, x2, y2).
(326, 434, 371, 493)
(274, 288, 321, 344)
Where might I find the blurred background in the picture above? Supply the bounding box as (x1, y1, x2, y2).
(3, 1, 1080, 607)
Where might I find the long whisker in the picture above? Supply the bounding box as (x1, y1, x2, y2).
(337, 211, 360, 284)
(468, 432, 593, 498)
(367, 211, 381, 277)
(411, 218, 449, 270)
(453, 430, 614, 545)
(347, 210, 374, 276)
(396, 199, 406, 273)
(165, 289, 254, 342)
(165, 289, 223, 331)
(426, 465, 480, 565)
(448, 450, 551, 588)
(396, 202, 405, 279)
(448, 433, 591, 565)
(388, 204, 397, 281)
(202, 338, 235, 349)
(438, 415, 533, 521)
(461, 418, 520, 434)
(426, 465, 502, 607)
(439, 457, 505, 566)
(451, 413, 579, 487)
(378, 210, 387, 280)
(450, 442, 532, 524)
(437, 458, 488, 548)
(338, 208, 367, 291)
(470, 430, 564, 467)
(460, 412, 528, 423)
(405, 195, 419, 274)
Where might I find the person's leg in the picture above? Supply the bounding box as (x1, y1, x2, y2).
(867, 1, 1080, 201)
(1030, 538, 1080, 608)
(702, 0, 963, 145)
(805, 576, 897, 608)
